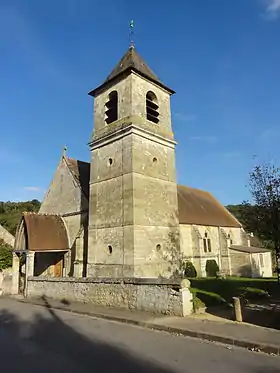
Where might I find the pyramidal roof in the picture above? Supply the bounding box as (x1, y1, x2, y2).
(105, 46, 161, 85)
(89, 46, 174, 96)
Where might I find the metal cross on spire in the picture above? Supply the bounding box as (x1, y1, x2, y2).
(129, 20, 134, 48)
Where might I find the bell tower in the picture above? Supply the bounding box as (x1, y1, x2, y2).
(87, 46, 180, 278)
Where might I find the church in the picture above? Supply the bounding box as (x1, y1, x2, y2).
(13, 45, 272, 290)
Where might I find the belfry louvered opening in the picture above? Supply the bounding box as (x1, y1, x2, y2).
(146, 91, 159, 124)
(105, 91, 118, 124)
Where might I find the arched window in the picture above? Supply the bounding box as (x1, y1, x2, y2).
(105, 91, 118, 124)
(146, 91, 159, 124)
(203, 232, 212, 253)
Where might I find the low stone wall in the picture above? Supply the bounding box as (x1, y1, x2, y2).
(27, 277, 186, 316)
(0, 268, 13, 295)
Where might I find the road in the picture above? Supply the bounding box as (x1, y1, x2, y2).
(0, 298, 279, 373)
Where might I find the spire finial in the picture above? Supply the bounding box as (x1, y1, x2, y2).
(129, 20, 134, 48)
(62, 145, 67, 158)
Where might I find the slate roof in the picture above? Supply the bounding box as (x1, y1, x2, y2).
(64, 157, 90, 199)
(177, 185, 241, 228)
(89, 46, 174, 96)
(18, 213, 69, 251)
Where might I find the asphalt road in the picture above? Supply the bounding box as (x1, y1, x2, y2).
(0, 298, 279, 373)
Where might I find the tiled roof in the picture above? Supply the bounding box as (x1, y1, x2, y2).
(64, 157, 90, 199)
(177, 185, 241, 228)
(19, 213, 69, 251)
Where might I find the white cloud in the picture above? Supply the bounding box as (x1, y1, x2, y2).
(264, 0, 280, 20)
(24, 187, 43, 192)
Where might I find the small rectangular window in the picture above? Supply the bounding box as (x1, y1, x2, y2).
(207, 238, 212, 252)
(203, 239, 207, 253)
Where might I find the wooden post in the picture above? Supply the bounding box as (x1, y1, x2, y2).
(233, 297, 242, 322)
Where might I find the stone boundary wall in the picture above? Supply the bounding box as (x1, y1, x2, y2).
(27, 277, 185, 316)
(0, 225, 14, 247)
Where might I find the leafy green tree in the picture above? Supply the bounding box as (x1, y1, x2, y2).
(0, 199, 40, 235)
(246, 162, 280, 282)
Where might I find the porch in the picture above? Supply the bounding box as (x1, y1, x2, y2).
(11, 212, 70, 295)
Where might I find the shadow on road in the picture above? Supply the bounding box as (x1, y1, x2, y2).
(0, 296, 279, 373)
(0, 296, 174, 373)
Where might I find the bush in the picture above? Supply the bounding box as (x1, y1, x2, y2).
(184, 261, 197, 278)
(205, 260, 219, 277)
(0, 239, 12, 270)
(191, 292, 206, 312)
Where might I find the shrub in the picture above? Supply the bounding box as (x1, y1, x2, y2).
(0, 239, 12, 270)
(205, 260, 219, 277)
(191, 291, 206, 312)
(193, 297, 206, 312)
(184, 261, 197, 278)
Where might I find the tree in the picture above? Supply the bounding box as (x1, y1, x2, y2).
(0, 199, 40, 235)
(247, 162, 280, 282)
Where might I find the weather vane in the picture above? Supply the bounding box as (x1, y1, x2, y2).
(62, 145, 67, 157)
(129, 20, 134, 48)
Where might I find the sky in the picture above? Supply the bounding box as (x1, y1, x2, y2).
(1, 0, 280, 205)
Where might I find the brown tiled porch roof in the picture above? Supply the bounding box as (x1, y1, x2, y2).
(16, 213, 69, 251)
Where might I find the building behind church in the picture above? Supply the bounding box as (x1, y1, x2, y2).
(12, 45, 272, 296)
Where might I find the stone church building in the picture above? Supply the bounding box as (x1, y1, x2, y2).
(13, 46, 272, 287)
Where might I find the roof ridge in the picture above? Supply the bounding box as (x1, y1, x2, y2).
(64, 156, 90, 166)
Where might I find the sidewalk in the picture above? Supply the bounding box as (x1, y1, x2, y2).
(12, 295, 280, 356)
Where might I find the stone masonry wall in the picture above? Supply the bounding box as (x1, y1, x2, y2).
(0, 224, 14, 247)
(88, 70, 179, 279)
(27, 277, 183, 316)
(40, 157, 85, 247)
(230, 250, 252, 277)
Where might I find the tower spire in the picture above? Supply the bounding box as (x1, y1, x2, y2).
(129, 20, 134, 48)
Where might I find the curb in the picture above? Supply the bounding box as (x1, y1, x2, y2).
(14, 297, 280, 356)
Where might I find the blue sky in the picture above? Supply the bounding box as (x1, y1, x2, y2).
(1, 0, 280, 205)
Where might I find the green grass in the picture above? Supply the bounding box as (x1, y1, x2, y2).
(189, 277, 278, 308)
